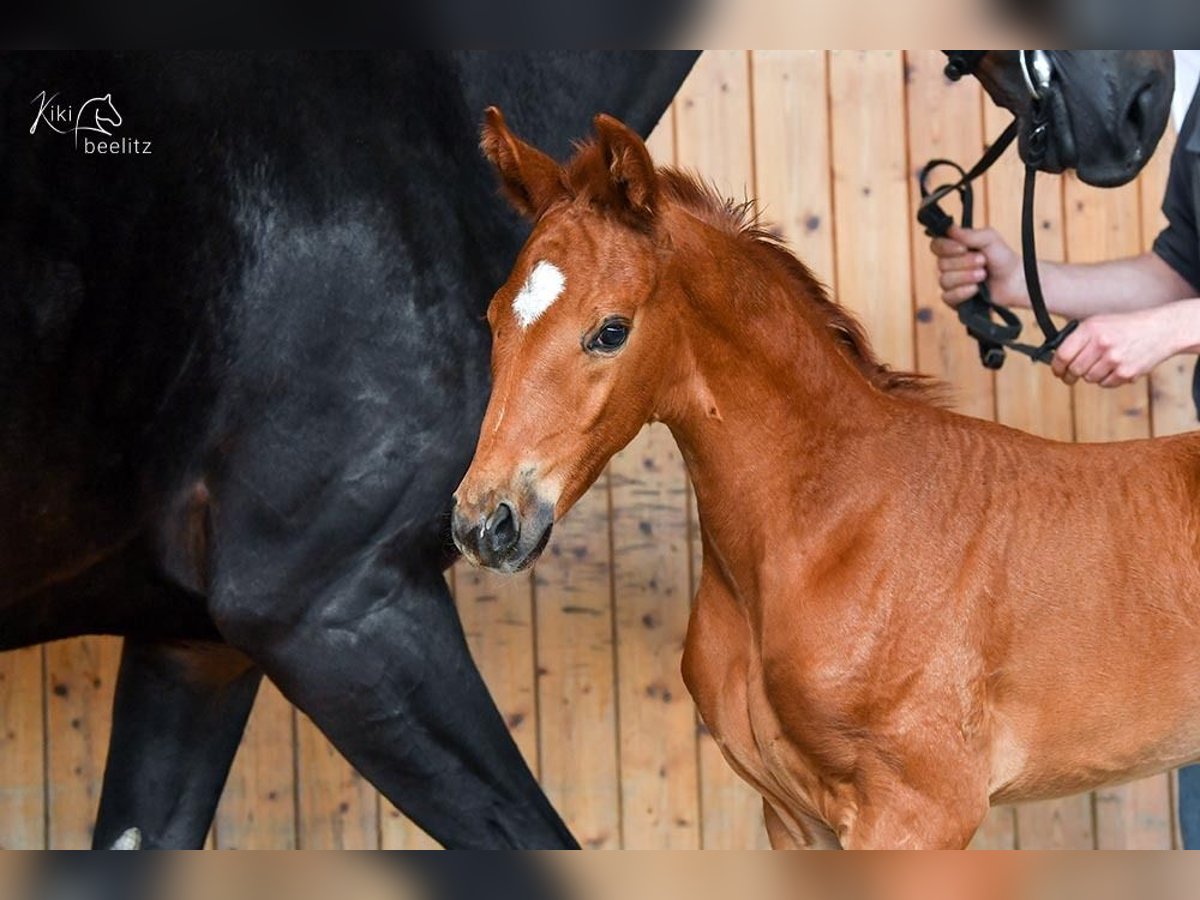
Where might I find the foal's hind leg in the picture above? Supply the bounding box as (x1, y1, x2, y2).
(92, 638, 261, 849)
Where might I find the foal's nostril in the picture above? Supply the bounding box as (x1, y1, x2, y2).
(483, 500, 520, 557)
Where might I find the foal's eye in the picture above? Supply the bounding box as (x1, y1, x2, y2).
(586, 318, 631, 354)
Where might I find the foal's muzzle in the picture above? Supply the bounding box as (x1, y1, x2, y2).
(452, 494, 554, 574)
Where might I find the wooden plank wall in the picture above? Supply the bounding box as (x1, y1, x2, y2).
(0, 50, 1188, 850)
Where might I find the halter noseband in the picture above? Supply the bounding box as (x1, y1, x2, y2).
(1020, 50, 1053, 100)
(945, 50, 1052, 100)
(917, 51, 1076, 370)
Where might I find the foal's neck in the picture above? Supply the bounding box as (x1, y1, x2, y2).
(656, 209, 907, 586)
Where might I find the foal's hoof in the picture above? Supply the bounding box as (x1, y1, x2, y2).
(110, 827, 142, 850)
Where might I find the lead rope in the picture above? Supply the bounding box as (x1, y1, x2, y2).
(917, 102, 1077, 369)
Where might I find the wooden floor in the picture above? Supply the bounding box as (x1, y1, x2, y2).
(0, 51, 1189, 849)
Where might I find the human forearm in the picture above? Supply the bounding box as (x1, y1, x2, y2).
(1051, 296, 1200, 389)
(1157, 297, 1200, 355)
(1003, 252, 1196, 319)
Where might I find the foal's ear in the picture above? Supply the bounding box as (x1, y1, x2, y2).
(481, 107, 568, 220)
(593, 113, 657, 218)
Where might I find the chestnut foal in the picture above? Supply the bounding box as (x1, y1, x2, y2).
(453, 108, 1200, 849)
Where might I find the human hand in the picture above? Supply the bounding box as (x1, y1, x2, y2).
(929, 225, 1025, 308)
(1051, 306, 1182, 387)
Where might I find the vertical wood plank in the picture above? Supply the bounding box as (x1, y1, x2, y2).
(44, 636, 120, 848)
(750, 51, 837, 289)
(829, 50, 915, 371)
(534, 470, 621, 849)
(0, 647, 45, 849)
(905, 49, 995, 420)
(675, 49, 769, 850)
(1014, 798, 1096, 849)
(1095, 775, 1174, 850)
(214, 681, 297, 849)
(674, 50, 755, 202)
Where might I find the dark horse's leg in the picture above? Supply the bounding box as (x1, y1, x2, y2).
(92, 639, 261, 849)
(210, 539, 575, 849)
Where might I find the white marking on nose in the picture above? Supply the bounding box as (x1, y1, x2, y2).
(512, 261, 565, 329)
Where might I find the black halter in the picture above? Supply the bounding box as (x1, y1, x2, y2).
(943, 51, 989, 83)
(916, 51, 1077, 370)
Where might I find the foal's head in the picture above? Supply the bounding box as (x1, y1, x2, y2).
(452, 109, 680, 571)
(451, 108, 917, 572)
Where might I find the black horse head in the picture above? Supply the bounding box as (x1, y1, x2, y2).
(950, 50, 1174, 188)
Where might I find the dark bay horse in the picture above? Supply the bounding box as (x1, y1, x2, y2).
(450, 64, 1182, 846)
(0, 51, 696, 849)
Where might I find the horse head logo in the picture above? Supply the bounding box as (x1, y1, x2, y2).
(74, 93, 123, 143)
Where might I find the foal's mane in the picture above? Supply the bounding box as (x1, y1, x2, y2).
(655, 169, 941, 402)
(564, 144, 940, 403)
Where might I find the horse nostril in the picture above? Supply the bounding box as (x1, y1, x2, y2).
(483, 500, 520, 557)
(1128, 91, 1146, 137)
(1126, 78, 1160, 146)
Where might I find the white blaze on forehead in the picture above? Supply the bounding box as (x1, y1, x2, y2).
(512, 261, 565, 329)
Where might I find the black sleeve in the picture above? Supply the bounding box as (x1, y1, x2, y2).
(1153, 90, 1200, 293)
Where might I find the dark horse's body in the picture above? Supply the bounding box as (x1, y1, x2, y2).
(0, 51, 696, 848)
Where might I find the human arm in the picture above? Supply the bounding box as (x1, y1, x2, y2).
(1049, 298, 1200, 386)
(930, 226, 1196, 319)
(930, 225, 1200, 386)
